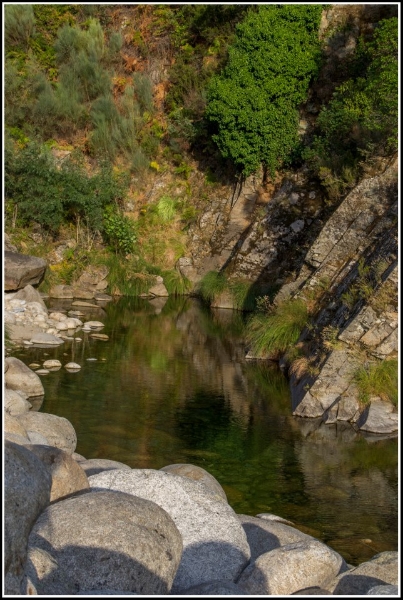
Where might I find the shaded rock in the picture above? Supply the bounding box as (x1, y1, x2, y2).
(356, 399, 398, 434)
(27, 490, 183, 594)
(13, 284, 47, 309)
(5, 441, 51, 595)
(367, 584, 399, 594)
(17, 412, 77, 454)
(238, 514, 314, 561)
(176, 580, 246, 595)
(89, 469, 250, 593)
(22, 548, 76, 595)
(4, 357, 45, 398)
(237, 540, 347, 595)
(72, 287, 95, 300)
(72, 452, 87, 462)
(330, 551, 398, 595)
(79, 458, 131, 477)
(26, 445, 90, 503)
(49, 284, 74, 299)
(292, 586, 332, 594)
(160, 463, 227, 502)
(5, 388, 32, 416)
(75, 265, 108, 287)
(5, 432, 32, 446)
(77, 590, 138, 595)
(4, 251, 47, 291)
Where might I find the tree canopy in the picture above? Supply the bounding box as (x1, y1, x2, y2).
(206, 5, 323, 179)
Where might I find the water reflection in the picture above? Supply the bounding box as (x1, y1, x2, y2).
(14, 296, 397, 565)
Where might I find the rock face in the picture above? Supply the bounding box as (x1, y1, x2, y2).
(17, 412, 77, 454)
(355, 398, 398, 434)
(26, 445, 90, 503)
(5, 441, 51, 595)
(237, 540, 347, 595)
(4, 251, 47, 291)
(27, 490, 183, 594)
(88, 469, 251, 593)
(4, 357, 45, 398)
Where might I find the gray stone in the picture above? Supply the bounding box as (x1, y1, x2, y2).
(149, 281, 169, 297)
(256, 513, 295, 526)
(27, 430, 50, 445)
(4, 357, 45, 398)
(5, 432, 32, 446)
(330, 551, 398, 595)
(4, 251, 47, 291)
(30, 332, 64, 345)
(79, 458, 131, 477)
(17, 412, 77, 454)
(27, 490, 183, 594)
(367, 584, 399, 595)
(26, 445, 90, 503)
(292, 586, 332, 594)
(89, 469, 250, 593)
(5, 441, 51, 595)
(77, 591, 138, 595)
(237, 540, 347, 595)
(72, 452, 87, 462)
(49, 284, 74, 299)
(22, 548, 76, 595)
(356, 399, 398, 434)
(13, 284, 47, 309)
(176, 580, 246, 595)
(5, 388, 32, 416)
(160, 464, 227, 502)
(290, 219, 305, 233)
(4, 413, 29, 438)
(65, 362, 81, 370)
(238, 514, 314, 561)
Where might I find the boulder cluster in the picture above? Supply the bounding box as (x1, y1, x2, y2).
(4, 374, 399, 595)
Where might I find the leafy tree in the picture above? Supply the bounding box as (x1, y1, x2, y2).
(303, 17, 398, 198)
(206, 5, 323, 179)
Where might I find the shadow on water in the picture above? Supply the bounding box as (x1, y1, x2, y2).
(13, 296, 398, 566)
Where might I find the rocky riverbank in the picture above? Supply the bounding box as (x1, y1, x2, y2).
(4, 286, 399, 596)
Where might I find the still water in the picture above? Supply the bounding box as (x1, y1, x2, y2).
(15, 296, 398, 566)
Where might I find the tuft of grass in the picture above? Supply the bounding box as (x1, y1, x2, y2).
(101, 254, 155, 297)
(156, 196, 177, 222)
(198, 270, 228, 303)
(353, 359, 398, 406)
(162, 269, 192, 296)
(229, 280, 257, 311)
(246, 298, 309, 359)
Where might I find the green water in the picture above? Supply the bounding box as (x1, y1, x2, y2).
(15, 296, 398, 566)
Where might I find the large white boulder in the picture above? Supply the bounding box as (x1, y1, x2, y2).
(89, 469, 250, 593)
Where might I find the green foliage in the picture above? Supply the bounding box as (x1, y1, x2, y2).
(101, 254, 156, 297)
(206, 5, 323, 178)
(353, 359, 398, 406)
(246, 298, 309, 358)
(102, 206, 137, 255)
(5, 4, 35, 49)
(162, 270, 192, 296)
(198, 270, 228, 303)
(5, 140, 128, 236)
(304, 17, 398, 196)
(155, 196, 178, 222)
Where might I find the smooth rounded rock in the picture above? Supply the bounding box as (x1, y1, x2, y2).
(4, 357, 44, 398)
(5, 388, 32, 416)
(17, 412, 77, 454)
(84, 320, 104, 328)
(367, 584, 399, 595)
(237, 540, 347, 595)
(79, 458, 131, 478)
(176, 580, 246, 595)
(5, 441, 51, 595)
(43, 359, 62, 369)
(26, 430, 50, 445)
(64, 362, 81, 370)
(27, 490, 183, 594)
(329, 551, 398, 595)
(26, 445, 90, 503)
(31, 332, 64, 346)
(4, 413, 29, 438)
(238, 514, 314, 561)
(160, 464, 227, 502)
(89, 469, 250, 593)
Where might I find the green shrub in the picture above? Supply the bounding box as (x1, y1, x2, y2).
(102, 206, 137, 255)
(198, 270, 228, 303)
(206, 4, 323, 178)
(5, 4, 35, 49)
(156, 196, 178, 222)
(246, 298, 309, 358)
(353, 359, 398, 406)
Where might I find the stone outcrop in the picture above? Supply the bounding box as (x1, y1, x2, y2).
(4, 251, 47, 291)
(4, 357, 45, 398)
